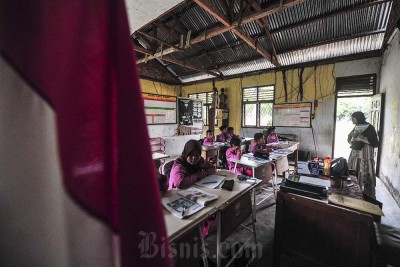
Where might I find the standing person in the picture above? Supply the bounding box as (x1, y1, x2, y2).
(169, 140, 216, 189)
(216, 124, 231, 142)
(266, 126, 279, 144)
(347, 111, 379, 198)
(203, 130, 215, 146)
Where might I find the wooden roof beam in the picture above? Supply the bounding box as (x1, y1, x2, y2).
(135, 46, 219, 77)
(191, 0, 303, 43)
(270, 0, 391, 35)
(250, 0, 280, 66)
(193, 0, 280, 66)
(136, 30, 183, 51)
(135, 0, 303, 64)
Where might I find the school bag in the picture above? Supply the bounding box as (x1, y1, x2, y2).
(330, 157, 349, 177)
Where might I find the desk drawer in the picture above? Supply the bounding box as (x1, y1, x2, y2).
(220, 191, 252, 241)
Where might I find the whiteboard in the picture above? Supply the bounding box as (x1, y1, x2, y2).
(143, 93, 177, 124)
(273, 102, 312, 128)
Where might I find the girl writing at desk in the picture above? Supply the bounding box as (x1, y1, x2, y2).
(169, 140, 216, 189)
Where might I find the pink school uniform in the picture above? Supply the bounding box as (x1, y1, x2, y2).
(203, 137, 214, 145)
(250, 143, 267, 153)
(226, 148, 244, 174)
(266, 134, 279, 144)
(168, 157, 215, 189)
(216, 133, 231, 142)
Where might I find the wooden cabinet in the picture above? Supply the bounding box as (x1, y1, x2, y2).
(273, 191, 375, 267)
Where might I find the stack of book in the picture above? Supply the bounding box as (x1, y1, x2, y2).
(280, 174, 331, 200)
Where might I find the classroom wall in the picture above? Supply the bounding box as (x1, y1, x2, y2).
(335, 57, 382, 90)
(182, 65, 336, 158)
(378, 30, 400, 206)
(139, 79, 181, 138)
(0, 57, 115, 266)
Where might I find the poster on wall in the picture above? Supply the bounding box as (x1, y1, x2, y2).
(178, 98, 202, 125)
(273, 102, 312, 128)
(142, 93, 177, 125)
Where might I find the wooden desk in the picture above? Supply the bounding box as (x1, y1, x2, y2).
(163, 170, 260, 267)
(152, 152, 170, 161)
(274, 186, 375, 266)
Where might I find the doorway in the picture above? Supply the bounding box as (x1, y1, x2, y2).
(333, 97, 372, 159)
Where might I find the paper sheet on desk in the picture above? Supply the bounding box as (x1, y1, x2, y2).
(299, 176, 331, 187)
(195, 174, 225, 188)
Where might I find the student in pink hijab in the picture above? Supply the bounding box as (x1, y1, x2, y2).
(169, 140, 216, 189)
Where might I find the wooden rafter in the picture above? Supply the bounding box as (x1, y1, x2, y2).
(134, 46, 219, 77)
(193, 0, 280, 66)
(135, 0, 303, 64)
(270, 0, 391, 35)
(249, 0, 280, 66)
(136, 30, 183, 51)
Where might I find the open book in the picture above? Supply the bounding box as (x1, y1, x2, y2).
(162, 187, 219, 218)
(195, 174, 226, 189)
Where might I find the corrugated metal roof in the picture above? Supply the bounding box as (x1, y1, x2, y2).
(180, 5, 219, 34)
(135, 0, 394, 84)
(179, 72, 217, 83)
(278, 32, 384, 65)
(272, 1, 392, 52)
(220, 58, 275, 76)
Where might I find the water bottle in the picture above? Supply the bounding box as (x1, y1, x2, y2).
(323, 156, 331, 177)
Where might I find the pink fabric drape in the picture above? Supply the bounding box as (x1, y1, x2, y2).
(0, 1, 171, 266)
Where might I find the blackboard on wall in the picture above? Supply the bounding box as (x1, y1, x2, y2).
(273, 102, 312, 128)
(178, 97, 202, 125)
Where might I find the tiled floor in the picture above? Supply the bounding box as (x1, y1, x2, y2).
(376, 177, 400, 227)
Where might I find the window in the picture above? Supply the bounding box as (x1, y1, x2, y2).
(188, 91, 213, 125)
(336, 74, 376, 97)
(242, 85, 274, 127)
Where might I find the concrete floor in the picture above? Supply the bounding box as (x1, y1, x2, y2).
(376, 177, 400, 228)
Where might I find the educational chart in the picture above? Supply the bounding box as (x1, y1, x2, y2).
(143, 93, 177, 124)
(273, 102, 312, 127)
(178, 98, 202, 125)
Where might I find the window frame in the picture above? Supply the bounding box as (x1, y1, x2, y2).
(188, 91, 213, 126)
(241, 85, 275, 128)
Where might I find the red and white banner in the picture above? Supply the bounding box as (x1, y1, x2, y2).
(0, 1, 171, 266)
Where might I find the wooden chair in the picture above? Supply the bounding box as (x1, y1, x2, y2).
(149, 137, 166, 154)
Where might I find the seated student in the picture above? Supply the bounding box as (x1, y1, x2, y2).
(203, 130, 215, 145)
(266, 126, 279, 144)
(225, 137, 252, 176)
(227, 127, 239, 139)
(169, 140, 216, 189)
(216, 124, 231, 142)
(250, 133, 271, 154)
